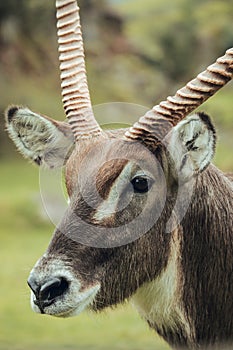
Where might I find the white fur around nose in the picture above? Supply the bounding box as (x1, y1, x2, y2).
(29, 254, 100, 317)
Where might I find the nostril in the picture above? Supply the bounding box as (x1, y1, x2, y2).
(39, 277, 69, 302)
(27, 277, 40, 298)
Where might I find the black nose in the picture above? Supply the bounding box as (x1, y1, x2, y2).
(28, 276, 69, 310)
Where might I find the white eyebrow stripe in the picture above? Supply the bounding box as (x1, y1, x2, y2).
(93, 162, 133, 221)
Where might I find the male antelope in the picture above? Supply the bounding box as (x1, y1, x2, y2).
(5, 1, 233, 349)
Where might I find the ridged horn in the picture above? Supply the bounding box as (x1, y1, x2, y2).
(124, 48, 233, 142)
(56, 0, 103, 140)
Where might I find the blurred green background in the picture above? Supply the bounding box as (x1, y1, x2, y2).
(0, 0, 232, 349)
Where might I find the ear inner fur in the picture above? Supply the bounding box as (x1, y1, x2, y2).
(5, 106, 74, 168)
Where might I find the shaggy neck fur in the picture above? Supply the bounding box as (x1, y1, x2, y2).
(131, 228, 195, 349)
(131, 164, 233, 350)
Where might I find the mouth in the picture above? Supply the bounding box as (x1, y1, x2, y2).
(31, 283, 100, 318)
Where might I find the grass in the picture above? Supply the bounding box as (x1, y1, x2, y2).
(0, 159, 169, 350)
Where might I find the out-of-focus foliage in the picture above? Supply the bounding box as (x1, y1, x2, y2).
(0, 0, 232, 167)
(119, 0, 233, 81)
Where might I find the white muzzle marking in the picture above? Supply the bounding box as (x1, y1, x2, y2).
(29, 256, 100, 317)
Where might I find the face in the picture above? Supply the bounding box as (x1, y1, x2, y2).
(27, 136, 174, 317)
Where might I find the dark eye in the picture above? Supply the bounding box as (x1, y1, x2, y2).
(131, 176, 152, 193)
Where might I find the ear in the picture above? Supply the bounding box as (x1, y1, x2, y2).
(167, 112, 216, 182)
(5, 106, 74, 168)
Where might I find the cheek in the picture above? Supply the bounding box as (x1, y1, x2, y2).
(65, 156, 79, 198)
(70, 248, 110, 280)
(114, 184, 167, 232)
(65, 173, 74, 198)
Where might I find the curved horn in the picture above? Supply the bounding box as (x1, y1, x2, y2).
(124, 48, 233, 142)
(56, 0, 103, 140)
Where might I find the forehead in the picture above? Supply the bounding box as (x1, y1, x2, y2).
(65, 137, 161, 194)
(62, 137, 166, 247)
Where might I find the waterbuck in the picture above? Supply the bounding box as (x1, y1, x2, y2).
(5, 0, 233, 349)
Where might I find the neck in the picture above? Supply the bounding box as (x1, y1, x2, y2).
(132, 164, 233, 349)
(131, 227, 195, 348)
(181, 164, 233, 348)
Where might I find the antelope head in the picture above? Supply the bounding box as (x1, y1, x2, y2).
(5, 0, 233, 318)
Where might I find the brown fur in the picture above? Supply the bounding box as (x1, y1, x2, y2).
(5, 106, 233, 349)
(41, 135, 233, 349)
